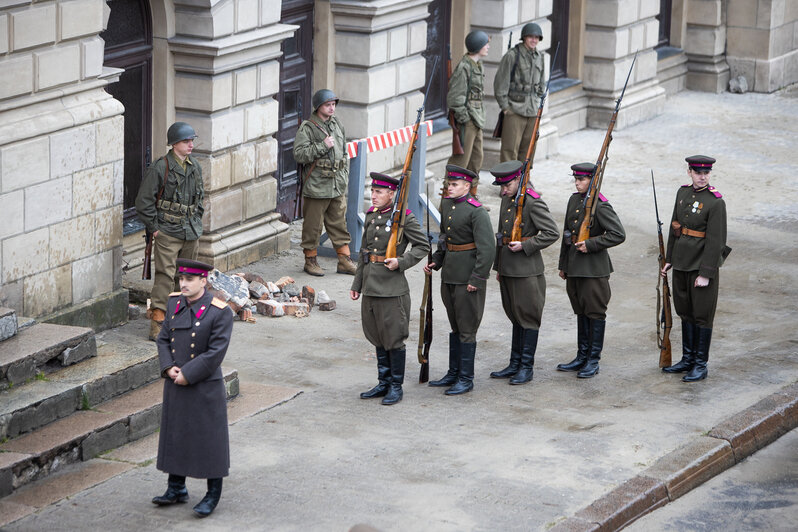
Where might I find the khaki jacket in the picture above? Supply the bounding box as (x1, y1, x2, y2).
(293, 114, 348, 199)
(494, 44, 545, 117)
(447, 55, 486, 129)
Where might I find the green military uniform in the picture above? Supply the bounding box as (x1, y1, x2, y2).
(489, 161, 559, 384)
(447, 55, 485, 179)
(136, 150, 204, 316)
(556, 163, 626, 378)
(352, 174, 430, 405)
(428, 166, 494, 395)
(494, 43, 545, 162)
(662, 155, 730, 382)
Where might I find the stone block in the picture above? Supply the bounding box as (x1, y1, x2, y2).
(237, 0, 259, 32)
(206, 189, 243, 231)
(585, 27, 628, 60)
(59, 336, 97, 365)
(727, 56, 756, 85)
(537, 0, 553, 17)
(25, 176, 72, 232)
(95, 205, 123, 252)
(336, 31, 387, 67)
(51, 123, 96, 178)
(471, 0, 519, 29)
(0, 54, 34, 100)
(232, 144, 256, 184)
(244, 178, 276, 219)
(0, 279, 23, 311)
(548, 516, 600, 532)
(23, 264, 72, 316)
(256, 299, 284, 316)
(73, 164, 115, 215)
(175, 72, 232, 112)
(726, 26, 769, 59)
(81, 421, 128, 460)
(0, 191, 24, 240)
(1, 136, 49, 193)
(755, 56, 784, 92)
(629, 22, 645, 53)
(0, 14, 7, 55)
(396, 55, 427, 95)
(640, 0, 662, 19)
(389, 26, 408, 61)
(685, 25, 726, 57)
(256, 138, 278, 176)
(0, 307, 18, 341)
(11, 4, 56, 51)
(385, 98, 405, 133)
(334, 102, 384, 139)
(235, 67, 258, 105)
(82, 36, 105, 79)
(113, 161, 124, 205)
(319, 300, 336, 311)
(635, 49, 659, 82)
(176, 2, 234, 40)
(257, 61, 280, 98)
(245, 99, 279, 140)
(128, 405, 161, 441)
(6, 356, 36, 387)
(95, 116, 124, 166)
(707, 398, 791, 462)
(72, 250, 113, 303)
(772, 23, 794, 57)
(644, 18, 660, 49)
(727, 0, 757, 27)
(336, 63, 397, 105)
(204, 151, 232, 192)
(283, 301, 309, 316)
(191, 109, 245, 152)
(644, 436, 735, 500)
(586, 0, 639, 27)
(49, 214, 95, 266)
(786, 1, 798, 23)
(687, 0, 722, 25)
(60, 0, 104, 40)
(36, 44, 81, 90)
(408, 21, 427, 55)
(259, 0, 282, 26)
(574, 475, 668, 531)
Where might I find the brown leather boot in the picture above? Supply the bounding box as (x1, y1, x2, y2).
(303, 249, 324, 277)
(149, 308, 165, 341)
(336, 246, 357, 275)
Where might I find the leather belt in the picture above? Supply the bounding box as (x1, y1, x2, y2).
(368, 254, 387, 263)
(681, 227, 706, 238)
(447, 242, 476, 251)
(501, 236, 530, 245)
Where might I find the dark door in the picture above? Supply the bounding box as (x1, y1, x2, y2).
(423, 0, 451, 121)
(101, 0, 153, 231)
(549, 0, 570, 80)
(656, 0, 673, 48)
(277, 0, 314, 222)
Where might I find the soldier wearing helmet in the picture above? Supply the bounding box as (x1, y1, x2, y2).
(494, 22, 546, 162)
(446, 30, 490, 197)
(293, 89, 357, 277)
(135, 122, 205, 341)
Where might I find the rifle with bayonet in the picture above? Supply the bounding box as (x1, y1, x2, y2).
(576, 51, 637, 243)
(417, 184, 433, 383)
(509, 43, 559, 241)
(492, 31, 513, 139)
(651, 170, 673, 368)
(447, 45, 464, 156)
(385, 56, 439, 258)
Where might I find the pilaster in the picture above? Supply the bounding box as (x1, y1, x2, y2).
(683, 0, 729, 92)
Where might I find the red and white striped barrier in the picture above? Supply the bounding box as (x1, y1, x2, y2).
(345, 120, 433, 159)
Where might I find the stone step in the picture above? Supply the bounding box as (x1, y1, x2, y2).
(0, 307, 18, 342)
(0, 322, 96, 390)
(0, 367, 239, 498)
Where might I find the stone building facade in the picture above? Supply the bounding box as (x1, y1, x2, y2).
(1, 0, 796, 328)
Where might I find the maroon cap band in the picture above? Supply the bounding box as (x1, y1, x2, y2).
(495, 168, 523, 183)
(178, 266, 208, 277)
(372, 179, 398, 190)
(447, 171, 474, 182)
(573, 170, 593, 176)
(690, 163, 712, 167)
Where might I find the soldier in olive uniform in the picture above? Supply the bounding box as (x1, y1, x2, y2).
(350, 174, 430, 405)
(153, 259, 233, 518)
(447, 30, 490, 196)
(293, 89, 357, 277)
(494, 23, 545, 163)
(661, 155, 730, 382)
(136, 122, 204, 341)
(489, 161, 559, 384)
(424, 165, 495, 395)
(556, 163, 626, 378)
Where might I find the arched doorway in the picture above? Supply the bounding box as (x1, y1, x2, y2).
(101, 0, 153, 233)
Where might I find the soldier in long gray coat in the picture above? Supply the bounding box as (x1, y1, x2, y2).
(153, 259, 233, 518)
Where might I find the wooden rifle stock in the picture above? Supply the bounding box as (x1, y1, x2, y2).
(652, 170, 673, 367)
(576, 51, 637, 243)
(142, 231, 153, 280)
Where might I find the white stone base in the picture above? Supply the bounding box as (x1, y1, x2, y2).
(549, 84, 590, 137)
(586, 80, 666, 130)
(657, 52, 689, 96)
(686, 56, 730, 93)
(197, 212, 290, 271)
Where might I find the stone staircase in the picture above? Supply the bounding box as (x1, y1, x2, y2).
(0, 307, 240, 499)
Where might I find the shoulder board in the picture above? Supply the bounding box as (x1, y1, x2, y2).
(211, 298, 228, 309)
(681, 183, 692, 188)
(525, 188, 541, 199)
(405, 208, 412, 216)
(466, 198, 482, 207)
(367, 206, 377, 213)
(598, 193, 608, 202)
(168, 292, 181, 297)
(708, 186, 722, 198)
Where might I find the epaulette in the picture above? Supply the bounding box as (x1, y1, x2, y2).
(168, 292, 181, 297)
(526, 188, 541, 199)
(211, 298, 228, 309)
(708, 186, 722, 198)
(681, 183, 692, 187)
(405, 208, 412, 216)
(598, 193, 608, 202)
(466, 197, 482, 207)
(367, 206, 377, 213)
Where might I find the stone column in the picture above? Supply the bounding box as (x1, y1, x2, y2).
(683, 0, 729, 92)
(726, 0, 798, 92)
(168, 0, 294, 271)
(0, 0, 127, 328)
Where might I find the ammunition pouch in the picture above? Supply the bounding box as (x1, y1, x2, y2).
(316, 158, 347, 171)
(157, 200, 198, 224)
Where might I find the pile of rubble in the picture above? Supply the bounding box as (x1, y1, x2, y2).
(207, 270, 336, 322)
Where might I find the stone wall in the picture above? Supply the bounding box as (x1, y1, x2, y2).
(0, 0, 126, 326)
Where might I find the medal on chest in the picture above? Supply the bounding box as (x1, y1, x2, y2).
(691, 201, 703, 214)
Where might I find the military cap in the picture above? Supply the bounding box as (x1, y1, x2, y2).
(177, 258, 213, 277)
(490, 160, 524, 185)
(571, 162, 597, 177)
(465, 30, 490, 53)
(685, 155, 715, 172)
(446, 164, 478, 183)
(167, 122, 197, 146)
(370, 172, 400, 191)
(521, 22, 544, 41)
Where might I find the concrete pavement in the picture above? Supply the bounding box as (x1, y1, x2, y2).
(5, 87, 798, 531)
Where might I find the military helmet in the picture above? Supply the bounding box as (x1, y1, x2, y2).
(166, 122, 197, 146)
(465, 30, 490, 54)
(521, 22, 544, 41)
(312, 89, 339, 111)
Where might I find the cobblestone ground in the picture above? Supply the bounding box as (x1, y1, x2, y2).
(8, 88, 798, 531)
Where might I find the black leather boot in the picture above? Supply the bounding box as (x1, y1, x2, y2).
(578, 319, 605, 379)
(429, 332, 460, 387)
(152, 474, 188, 505)
(663, 320, 697, 373)
(491, 324, 522, 378)
(382, 348, 406, 405)
(684, 327, 711, 382)
(557, 314, 590, 371)
(510, 329, 537, 385)
(193, 478, 223, 518)
(446, 342, 475, 395)
(360, 347, 391, 398)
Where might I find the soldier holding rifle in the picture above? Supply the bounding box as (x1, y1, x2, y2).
(661, 156, 730, 382)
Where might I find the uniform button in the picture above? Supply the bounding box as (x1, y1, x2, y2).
(191, 332, 196, 337)
(374, 237, 378, 241)
(191, 354, 195, 359)
(504, 219, 508, 223)
(195, 321, 200, 326)
(377, 215, 381, 219)
(171, 315, 175, 319)
(171, 338, 175, 342)
(191, 343, 195, 348)
(172, 349, 175, 353)
(452, 206, 456, 210)
(447, 236, 451, 241)
(447, 226, 451, 230)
